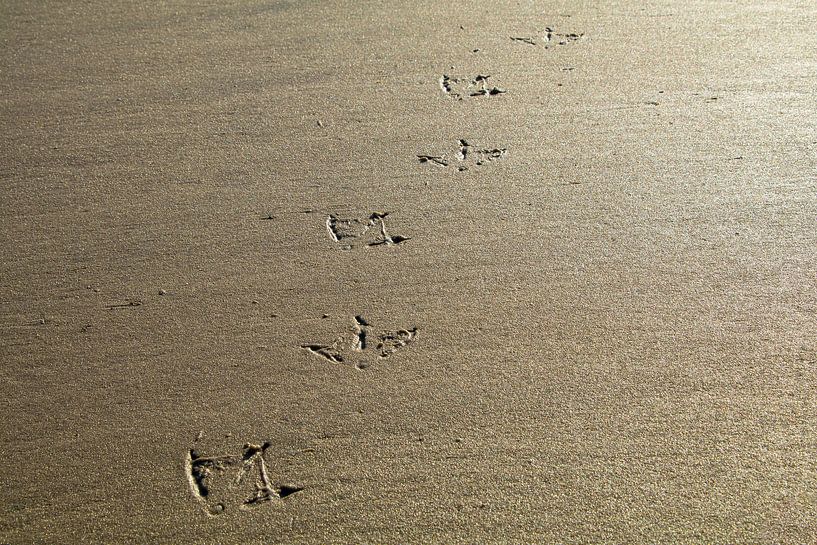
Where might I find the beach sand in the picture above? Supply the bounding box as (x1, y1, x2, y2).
(1, 1, 816, 543)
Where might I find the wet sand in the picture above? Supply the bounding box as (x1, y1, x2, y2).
(1, 1, 816, 543)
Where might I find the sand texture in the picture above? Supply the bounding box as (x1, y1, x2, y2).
(1, 0, 816, 543)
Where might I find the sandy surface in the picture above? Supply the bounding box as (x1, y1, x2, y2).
(2, 1, 816, 543)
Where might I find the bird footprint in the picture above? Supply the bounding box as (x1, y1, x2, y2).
(185, 437, 303, 516)
(510, 27, 583, 48)
(301, 315, 418, 369)
(418, 139, 507, 171)
(326, 212, 409, 249)
(439, 74, 506, 100)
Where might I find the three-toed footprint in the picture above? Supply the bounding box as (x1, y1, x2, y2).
(510, 26, 583, 48)
(439, 74, 507, 100)
(301, 315, 418, 370)
(185, 437, 303, 516)
(326, 212, 410, 249)
(418, 139, 507, 171)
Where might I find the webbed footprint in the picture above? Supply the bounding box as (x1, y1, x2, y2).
(376, 328, 418, 359)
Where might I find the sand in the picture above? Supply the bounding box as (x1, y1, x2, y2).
(1, 0, 816, 543)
